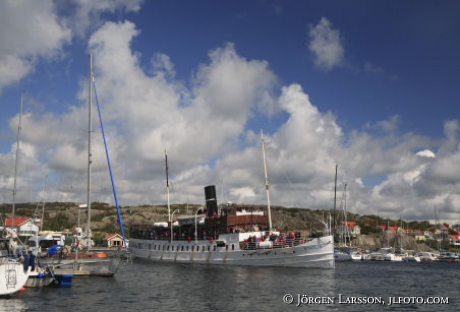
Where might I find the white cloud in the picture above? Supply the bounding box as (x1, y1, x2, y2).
(150, 53, 176, 79)
(308, 17, 345, 71)
(0, 0, 71, 93)
(70, 0, 143, 37)
(35, 22, 280, 205)
(375, 115, 400, 132)
(230, 187, 256, 202)
(416, 149, 435, 158)
(0, 0, 143, 94)
(3, 11, 460, 224)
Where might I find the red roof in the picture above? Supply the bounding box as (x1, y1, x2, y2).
(103, 233, 122, 241)
(340, 221, 358, 229)
(379, 225, 399, 231)
(5, 218, 31, 227)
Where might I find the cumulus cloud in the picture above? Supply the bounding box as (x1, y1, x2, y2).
(416, 149, 435, 158)
(0, 0, 143, 94)
(308, 17, 345, 71)
(0, 0, 71, 94)
(3, 8, 460, 224)
(69, 0, 143, 37)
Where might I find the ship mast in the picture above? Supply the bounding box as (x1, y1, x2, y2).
(165, 149, 171, 222)
(333, 164, 338, 240)
(260, 130, 273, 231)
(86, 54, 93, 247)
(11, 95, 24, 232)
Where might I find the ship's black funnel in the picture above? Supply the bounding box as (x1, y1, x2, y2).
(204, 185, 218, 217)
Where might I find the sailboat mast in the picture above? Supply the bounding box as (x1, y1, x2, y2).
(86, 54, 93, 241)
(260, 130, 272, 231)
(400, 212, 403, 251)
(220, 178, 224, 215)
(344, 182, 348, 245)
(92, 64, 128, 251)
(165, 149, 171, 222)
(12, 95, 24, 231)
(40, 175, 48, 231)
(333, 164, 338, 240)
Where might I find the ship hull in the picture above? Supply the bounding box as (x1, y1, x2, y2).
(129, 234, 335, 269)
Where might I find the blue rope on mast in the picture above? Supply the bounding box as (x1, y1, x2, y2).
(92, 78, 128, 252)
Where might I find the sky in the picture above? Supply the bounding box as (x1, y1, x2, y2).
(1, 0, 460, 225)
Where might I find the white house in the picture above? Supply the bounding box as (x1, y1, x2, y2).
(3, 218, 39, 237)
(103, 233, 126, 248)
(336, 221, 361, 237)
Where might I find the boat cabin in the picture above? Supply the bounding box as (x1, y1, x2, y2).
(26, 233, 65, 253)
(130, 185, 271, 243)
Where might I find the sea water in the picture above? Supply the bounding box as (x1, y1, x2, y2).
(2, 260, 459, 311)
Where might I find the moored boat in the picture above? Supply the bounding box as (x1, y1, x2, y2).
(384, 250, 404, 262)
(334, 248, 352, 261)
(36, 54, 127, 277)
(36, 247, 121, 277)
(25, 266, 56, 288)
(129, 185, 335, 268)
(0, 98, 29, 295)
(416, 251, 439, 262)
(369, 248, 392, 261)
(129, 130, 334, 268)
(438, 251, 460, 262)
(335, 252, 352, 261)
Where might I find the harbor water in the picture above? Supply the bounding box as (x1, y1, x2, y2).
(2, 260, 459, 311)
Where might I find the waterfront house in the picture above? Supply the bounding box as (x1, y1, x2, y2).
(336, 221, 361, 237)
(449, 235, 460, 247)
(103, 233, 126, 248)
(2, 218, 38, 237)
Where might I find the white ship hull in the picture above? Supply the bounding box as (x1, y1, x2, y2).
(129, 234, 335, 268)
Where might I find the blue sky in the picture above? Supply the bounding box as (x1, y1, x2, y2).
(1, 0, 460, 224)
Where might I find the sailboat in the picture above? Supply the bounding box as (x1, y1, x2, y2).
(33, 55, 125, 277)
(1, 96, 30, 295)
(334, 180, 353, 261)
(128, 130, 335, 268)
